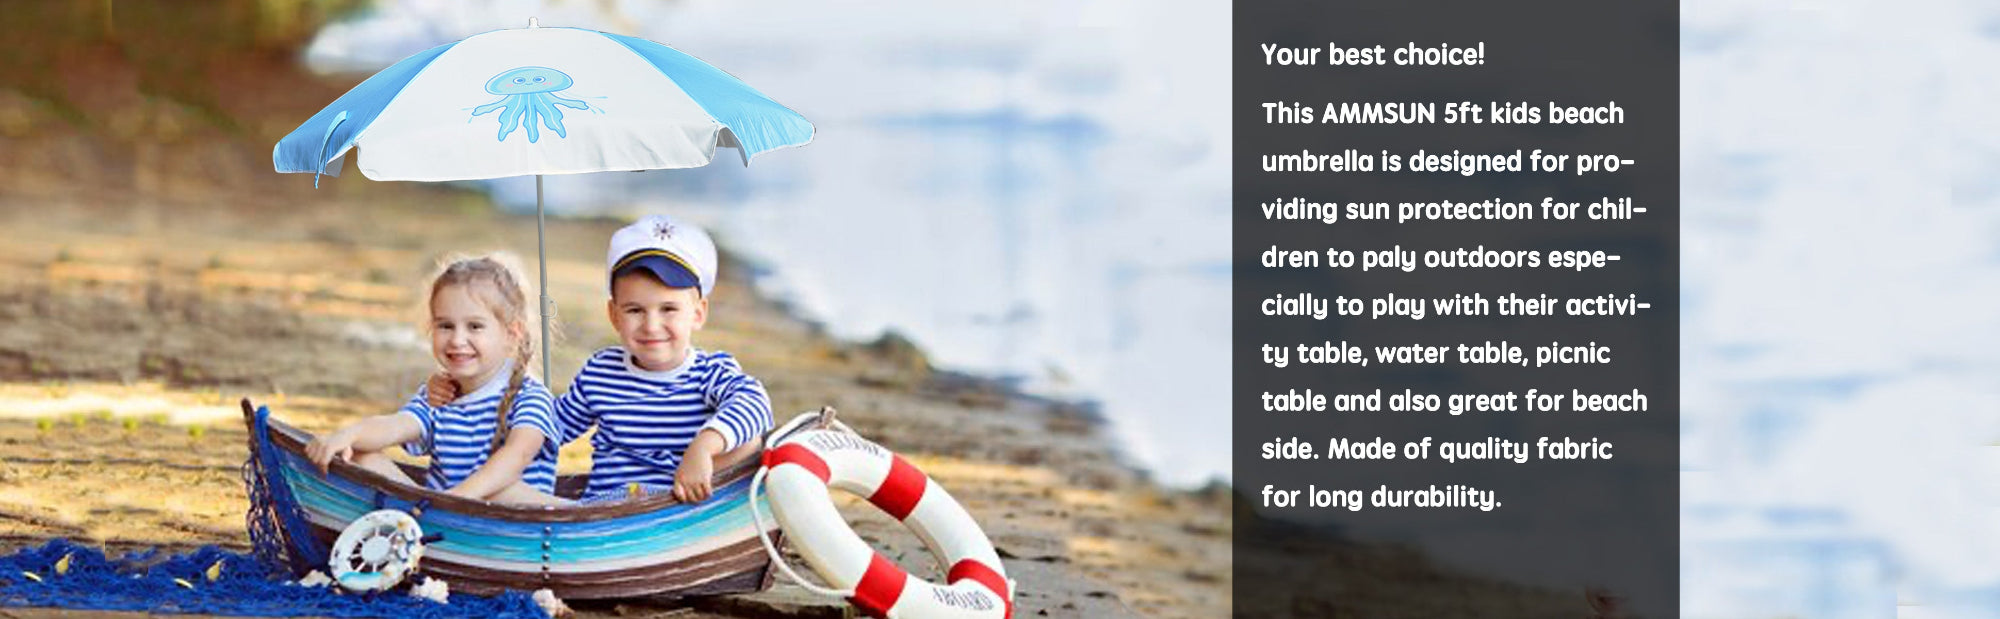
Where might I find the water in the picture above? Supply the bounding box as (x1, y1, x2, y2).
(1677, 0, 2000, 615)
(303, 0, 1232, 487)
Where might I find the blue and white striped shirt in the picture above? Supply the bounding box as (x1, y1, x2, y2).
(556, 347, 774, 498)
(399, 367, 561, 494)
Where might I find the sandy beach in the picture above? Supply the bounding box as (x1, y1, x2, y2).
(0, 177, 1238, 618)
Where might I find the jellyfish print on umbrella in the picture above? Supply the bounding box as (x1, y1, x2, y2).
(473, 66, 591, 143)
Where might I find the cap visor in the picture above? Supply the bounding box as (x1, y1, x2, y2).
(614, 254, 702, 291)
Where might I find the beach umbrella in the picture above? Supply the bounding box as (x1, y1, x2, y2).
(273, 18, 813, 379)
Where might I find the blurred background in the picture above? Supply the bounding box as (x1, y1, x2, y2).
(1679, 0, 2000, 616)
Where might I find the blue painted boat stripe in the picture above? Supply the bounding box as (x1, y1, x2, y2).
(598, 31, 814, 163)
(552, 497, 761, 563)
(285, 468, 561, 560)
(280, 458, 568, 560)
(272, 40, 459, 176)
(274, 448, 774, 565)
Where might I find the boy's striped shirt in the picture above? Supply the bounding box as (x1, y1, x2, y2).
(400, 371, 561, 494)
(556, 347, 774, 498)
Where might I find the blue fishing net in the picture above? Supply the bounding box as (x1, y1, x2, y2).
(243, 405, 328, 577)
(0, 405, 550, 617)
(0, 539, 548, 618)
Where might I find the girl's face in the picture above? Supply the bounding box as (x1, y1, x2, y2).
(431, 282, 519, 389)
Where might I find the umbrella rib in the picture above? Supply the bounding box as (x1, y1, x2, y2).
(314, 112, 349, 188)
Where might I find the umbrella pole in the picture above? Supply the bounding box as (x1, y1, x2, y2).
(536, 174, 551, 382)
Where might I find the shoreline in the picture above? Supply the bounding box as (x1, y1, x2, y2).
(717, 240, 1127, 461)
(649, 218, 1169, 487)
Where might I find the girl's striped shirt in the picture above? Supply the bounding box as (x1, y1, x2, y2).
(399, 368, 561, 494)
(556, 347, 773, 498)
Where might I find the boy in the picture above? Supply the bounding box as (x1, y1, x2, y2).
(561, 214, 775, 502)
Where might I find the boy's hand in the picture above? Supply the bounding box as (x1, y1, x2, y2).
(305, 430, 356, 474)
(673, 429, 729, 503)
(673, 451, 715, 503)
(424, 373, 461, 408)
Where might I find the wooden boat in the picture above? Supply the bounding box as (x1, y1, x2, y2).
(239, 399, 790, 599)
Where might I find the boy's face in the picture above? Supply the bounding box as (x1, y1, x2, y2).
(608, 271, 708, 371)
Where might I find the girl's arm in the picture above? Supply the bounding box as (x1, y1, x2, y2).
(446, 425, 547, 500)
(306, 413, 425, 473)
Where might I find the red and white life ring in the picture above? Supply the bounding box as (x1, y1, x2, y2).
(754, 428, 1014, 619)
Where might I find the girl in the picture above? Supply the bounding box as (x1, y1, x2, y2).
(306, 254, 564, 505)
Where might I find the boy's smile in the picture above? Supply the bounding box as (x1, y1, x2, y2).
(609, 271, 707, 372)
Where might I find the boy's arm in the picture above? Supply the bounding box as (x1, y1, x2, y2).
(696, 354, 775, 452)
(673, 429, 725, 502)
(675, 355, 771, 502)
(552, 374, 596, 445)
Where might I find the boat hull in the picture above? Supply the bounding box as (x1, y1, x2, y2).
(242, 400, 781, 599)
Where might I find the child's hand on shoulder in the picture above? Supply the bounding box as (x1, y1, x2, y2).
(424, 372, 461, 408)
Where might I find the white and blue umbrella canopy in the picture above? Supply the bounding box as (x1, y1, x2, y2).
(274, 25, 813, 183)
